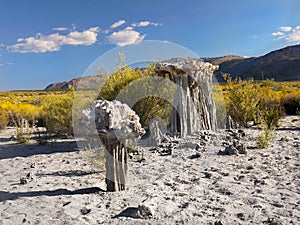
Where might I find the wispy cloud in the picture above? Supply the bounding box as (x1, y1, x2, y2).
(271, 31, 284, 36)
(132, 21, 161, 27)
(279, 26, 292, 32)
(0, 62, 13, 67)
(107, 29, 146, 46)
(8, 27, 100, 53)
(248, 35, 258, 39)
(272, 25, 300, 43)
(52, 27, 68, 31)
(110, 20, 126, 29)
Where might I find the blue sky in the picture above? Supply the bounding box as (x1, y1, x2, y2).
(0, 0, 300, 91)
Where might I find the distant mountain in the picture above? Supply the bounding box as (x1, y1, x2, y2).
(211, 44, 300, 81)
(203, 55, 245, 66)
(45, 45, 300, 90)
(45, 76, 103, 90)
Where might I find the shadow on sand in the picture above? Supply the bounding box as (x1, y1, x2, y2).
(36, 169, 105, 177)
(0, 140, 79, 160)
(0, 187, 105, 202)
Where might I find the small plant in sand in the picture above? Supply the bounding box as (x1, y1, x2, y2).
(257, 127, 274, 149)
(257, 106, 280, 149)
(84, 144, 105, 170)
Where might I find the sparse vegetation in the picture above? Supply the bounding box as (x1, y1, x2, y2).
(215, 74, 299, 148)
(256, 105, 279, 149)
(216, 74, 300, 128)
(257, 128, 274, 149)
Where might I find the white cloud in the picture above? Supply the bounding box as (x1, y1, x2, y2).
(107, 29, 146, 46)
(88, 27, 101, 33)
(8, 27, 100, 53)
(110, 20, 126, 29)
(0, 64, 3, 67)
(285, 26, 300, 43)
(124, 26, 133, 31)
(133, 21, 150, 27)
(53, 27, 68, 31)
(272, 32, 284, 36)
(279, 26, 292, 32)
(132, 21, 161, 27)
(273, 25, 300, 43)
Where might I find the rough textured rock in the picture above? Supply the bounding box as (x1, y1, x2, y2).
(136, 197, 159, 219)
(156, 59, 217, 137)
(20, 172, 34, 185)
(88, 100, 145, 191)
(218, 129, 248, 155)
(219, 141, 247, 156)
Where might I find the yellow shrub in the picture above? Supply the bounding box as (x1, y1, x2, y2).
(0, 100, 42, 127)
(218, 75, 300, 126)
(42, 91, 74, 136)
(0, 105, 8, 129)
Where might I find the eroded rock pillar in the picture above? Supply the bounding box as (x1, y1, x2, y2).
(156, 59, 218, 137)
(93, 100, 145, 191)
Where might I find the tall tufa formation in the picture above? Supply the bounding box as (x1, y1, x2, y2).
(88, 100, 145, 191)
(155, 59, 218, 137)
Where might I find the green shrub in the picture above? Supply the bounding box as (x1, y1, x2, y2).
(259, 100, 282, 129)
(224, 74, 260, 127)
(257, 102, 280, 149)
(132, 96, 173, 129)
(98, 56, 175, 129)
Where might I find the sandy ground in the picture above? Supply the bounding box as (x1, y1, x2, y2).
(0, 116, 299, 225)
